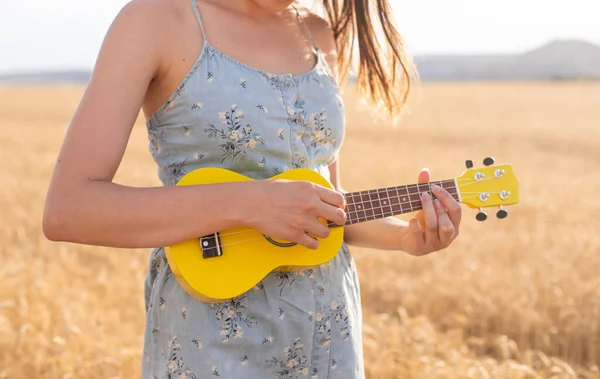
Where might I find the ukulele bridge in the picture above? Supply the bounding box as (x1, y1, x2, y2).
(200, 233, 223, 259)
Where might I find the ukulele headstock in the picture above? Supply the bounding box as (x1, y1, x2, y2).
(456, 157, 519, 221)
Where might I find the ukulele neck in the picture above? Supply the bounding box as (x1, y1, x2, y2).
(330, 179, 459, 226)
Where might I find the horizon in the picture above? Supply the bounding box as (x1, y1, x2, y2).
(1, 0, 599, 75)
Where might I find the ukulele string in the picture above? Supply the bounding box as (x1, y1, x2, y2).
(201, 235, 280, 251)
(202, 196, 490, 251)
(194, 190, 461, 241)
(195, 177, 499, 242)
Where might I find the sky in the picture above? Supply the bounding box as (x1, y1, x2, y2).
(1, 0, 599, 74)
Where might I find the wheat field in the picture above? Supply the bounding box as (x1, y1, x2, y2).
(0, 82, 599, 378)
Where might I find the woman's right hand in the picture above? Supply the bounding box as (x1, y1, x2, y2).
(245, 180, 347, 249)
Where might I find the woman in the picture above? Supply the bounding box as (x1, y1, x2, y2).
(43, 0, 462, 377)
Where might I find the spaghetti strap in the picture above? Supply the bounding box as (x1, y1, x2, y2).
(292, 4, 319, 53)
(189, 0, 207, 41)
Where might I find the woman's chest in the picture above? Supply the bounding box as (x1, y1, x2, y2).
(151, 59, 346, 176)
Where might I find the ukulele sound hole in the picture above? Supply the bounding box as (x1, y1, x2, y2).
(263, 235, 298, 248)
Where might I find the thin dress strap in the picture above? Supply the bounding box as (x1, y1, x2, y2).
(291, 4, 319, 53)
(190, 0, 207, 41)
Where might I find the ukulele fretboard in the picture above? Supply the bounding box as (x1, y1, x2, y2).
(330, 179, 459, 226)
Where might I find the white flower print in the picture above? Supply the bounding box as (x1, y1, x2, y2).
(308, 109, 336, 154)
(266, 338, 309, 379)
(205, 105, 266, 163)
(257, 104, 269, 114)
(228, 130, 241, 141)
(240, 78, 247, 88)
(207, 72, 215, 83)
(258, 157, 266, 168)
(191, 339, 203, 349)
(191, 101, 203, 110)
(262, 336, 275, 344)
(147, 123, 166, 156)
(241, 354, 248, 366)
(277, 128, 285, 140)
(165, 337, 198, 379)
(212, 295, 256, 343)
(331, 298, 350, 341)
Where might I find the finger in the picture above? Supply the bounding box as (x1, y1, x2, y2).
(432, 184, 462, 229)
(418, 168, 431, 184)
(304, 219, 331, 240)
(421, 192, 439, 245)
(416, 210, 426, 230)
(433, 198, 455, 245)
(318, 203, 347, 226)
(316, 186, 346, 209)
(409, 218, 425, 244)
(296, 232, 319, 250)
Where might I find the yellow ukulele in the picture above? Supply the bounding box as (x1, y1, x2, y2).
(166, 157, 519, 303)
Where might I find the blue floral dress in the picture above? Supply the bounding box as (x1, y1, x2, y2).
(142, 1, 364, 378)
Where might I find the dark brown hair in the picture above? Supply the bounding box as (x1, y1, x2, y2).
(321, 0, 419, 121)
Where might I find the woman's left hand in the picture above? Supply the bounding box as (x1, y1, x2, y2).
(399, 168, 462, 256)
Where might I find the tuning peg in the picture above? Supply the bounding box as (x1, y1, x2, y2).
(465, 159, 474, 169)
(483, 157, 495, 166)
(496, 206, 508, 219)
(476, 208, 488, 221)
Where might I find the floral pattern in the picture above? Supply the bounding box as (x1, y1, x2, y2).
(147, 122, 166, 156)
(142, 1, 361, 378)
(165, 337, 198, 379)
(274, 272, 298, 295)
(211, 295, 256, 343)
(308, 109, 337, 154)
(205, 104, 266, 164)
(167, 160, 188, 186)
(266, 338, 310, 379)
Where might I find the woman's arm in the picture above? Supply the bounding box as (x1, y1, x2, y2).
(42, 2, 346, 250)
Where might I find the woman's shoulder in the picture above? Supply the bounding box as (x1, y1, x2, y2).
(293, 5, 335, 42)
(110, 0, 192, 41)
(292, 5, 339, 77)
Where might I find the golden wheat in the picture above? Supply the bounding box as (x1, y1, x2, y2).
(0, 82, 599, 378)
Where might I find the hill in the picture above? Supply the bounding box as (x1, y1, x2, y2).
(1, 39, 599, 83)
(0, 70, 91, 85)
(414, 39, 600, 81)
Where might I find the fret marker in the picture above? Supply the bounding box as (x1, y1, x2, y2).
(203, 241, 209, 247)
(357, 205, 362, 209)
(383, 201, 387, 205)
(402, 197, 406, 202)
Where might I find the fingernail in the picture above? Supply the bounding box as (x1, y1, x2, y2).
(432, 184, 442, 193)
(434, 199, 443, 208)
(421, 192, 430, 199)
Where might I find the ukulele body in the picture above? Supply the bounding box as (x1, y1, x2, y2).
(165, 167, 345, 304)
